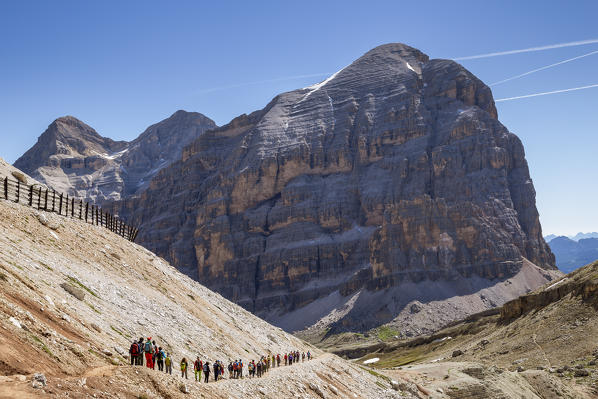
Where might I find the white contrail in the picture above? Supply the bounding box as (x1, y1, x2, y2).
(195, 73, 332, 94)
(453, 38, 598, 61)
(495, 83, 598, 102)
(490, 49, 598, 86)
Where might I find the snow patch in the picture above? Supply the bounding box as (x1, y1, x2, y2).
(363, 357, 379, 364)
(103, 148, 129, 160)
(546, 278, 568, 290)
(406, 62, 416, 72)
(300, 66, 347, 102)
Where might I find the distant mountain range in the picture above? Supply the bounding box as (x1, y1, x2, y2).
(545, 232, 598, 242)
(546, 235, 598, 273)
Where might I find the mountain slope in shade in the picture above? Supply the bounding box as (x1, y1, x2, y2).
(117, 43, 557, 339)
(14, 110, 217, 203)
(548, 236, 598, 273)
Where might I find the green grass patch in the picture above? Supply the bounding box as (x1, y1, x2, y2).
(108, 325, 131, 338)
(70, 347, 84, 358)
(88, 348, 103, 358)
(359, 366, 390, 388)
(68, 276, 98, 297)
(30, 334, 58, 360)
(360, 343, 431, 369)
(376, 325, 399, 341)
(8, 260, 23, 271)
(86, 302, 101, 314)
(39, 261, 53, 271)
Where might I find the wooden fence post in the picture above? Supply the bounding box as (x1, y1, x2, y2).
(79, 200, 82, 219)
(28, 185, 33, 206)
(71, 198, 75, 217)
(15, 180, 20, 203)
(44, 190, 49, 210)
(58, 193, 63, 215)
(52, 191, 56, 212)
(85, 203, 89, 222)
(3, 177, 7, 200)
(37, 187, 41, 209)
(65, 195, 68, 216)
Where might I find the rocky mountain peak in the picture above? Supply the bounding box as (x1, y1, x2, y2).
(14, 111, 217, 203)
(117, 43, 555, 339)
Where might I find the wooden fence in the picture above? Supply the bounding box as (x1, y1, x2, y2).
(1, 175, 139, 242)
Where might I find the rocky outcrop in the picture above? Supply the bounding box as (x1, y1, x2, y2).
(14, 111, 217, 203)
(118, 43, 555, 332)
(501, 262, 598, 321)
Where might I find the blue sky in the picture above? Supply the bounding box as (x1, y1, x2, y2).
(1, 1, 597, 235)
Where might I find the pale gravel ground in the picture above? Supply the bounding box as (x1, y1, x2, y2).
(0, 198, 417, 398)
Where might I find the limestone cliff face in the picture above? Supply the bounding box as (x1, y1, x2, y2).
(14, 111, 216, 203)
(118, 43, 555, 324)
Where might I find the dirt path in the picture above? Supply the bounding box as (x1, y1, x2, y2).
(532, 333, 551, 368)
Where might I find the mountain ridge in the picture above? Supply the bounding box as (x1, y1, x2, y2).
(14, 110, 217, 203)
(114, 42, 557, 339)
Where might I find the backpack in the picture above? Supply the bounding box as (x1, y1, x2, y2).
(203, 364, 209, 372)
(130, 343, 139, 355)
(144, 342, 152, 353)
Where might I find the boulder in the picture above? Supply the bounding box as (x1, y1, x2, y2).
(11, 170, 27, 183)
(32, 373, 47, 389)
(452, 350, 463, 357)
(60, 283, 85, 301)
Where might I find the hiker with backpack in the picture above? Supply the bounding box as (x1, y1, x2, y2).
(213, 361, 220, 381)
(152, 341, 158, 370)
(144, 338, 154, 369)
(157, 347, 165, 371)
(194, 357, 202, 382)
(137, 338, 144, 365)
(165, 353, 172, 375)
(129, 340, 139, 366)
(180, 357, 188, 379)
(203, 361, 210, 383)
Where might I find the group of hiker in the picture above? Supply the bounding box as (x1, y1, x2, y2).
(129, 337, 312, 383)
(129, 337, 173, 374)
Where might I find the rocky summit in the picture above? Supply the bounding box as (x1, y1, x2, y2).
(114, 43, 557, 338)
(14, 110, 217, 203)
